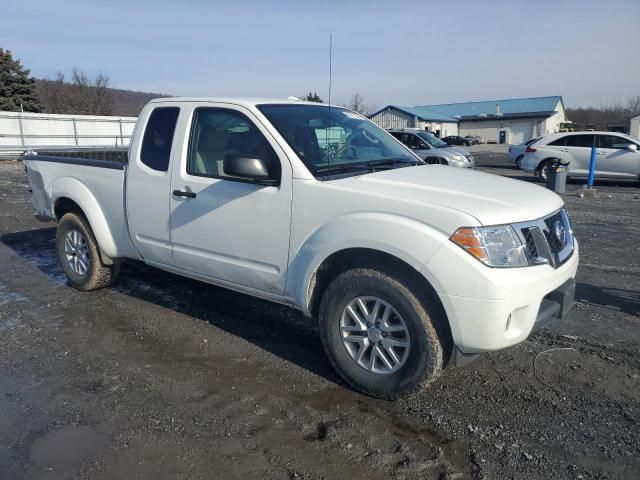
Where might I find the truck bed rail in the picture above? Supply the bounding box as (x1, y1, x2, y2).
(23, 147, 128, 170)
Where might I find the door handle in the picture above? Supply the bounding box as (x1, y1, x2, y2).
(173, 189, 196, 198)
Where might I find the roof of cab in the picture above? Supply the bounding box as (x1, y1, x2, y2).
(148, 97, 333, 107)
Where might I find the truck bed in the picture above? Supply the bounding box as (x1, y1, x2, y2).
(22, 147, 137, 259)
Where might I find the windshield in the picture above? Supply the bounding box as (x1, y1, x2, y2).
(416, 131, 448, 148)
(257, 104, 418, 176)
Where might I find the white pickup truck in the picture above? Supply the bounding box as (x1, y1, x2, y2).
(23, 98, 578, 399)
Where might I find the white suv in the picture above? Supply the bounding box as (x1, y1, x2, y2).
(521, 132, 640, 181)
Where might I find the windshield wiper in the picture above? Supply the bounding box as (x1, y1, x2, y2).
(315, 162, 372, 174)
(315, 158, 418, 178)
(365, 158, 418, 167)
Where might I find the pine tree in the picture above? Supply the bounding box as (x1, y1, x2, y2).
(302, 92, 323, 103)
(0, 48, 41, 112)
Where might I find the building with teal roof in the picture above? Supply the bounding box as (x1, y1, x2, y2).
(369, 96, 566, 144)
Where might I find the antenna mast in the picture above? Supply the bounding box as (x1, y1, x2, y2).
(328, 33, 333, 106)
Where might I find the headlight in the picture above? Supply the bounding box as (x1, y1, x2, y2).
(450, 225, 528, 267)
(451, 154, 465, 161)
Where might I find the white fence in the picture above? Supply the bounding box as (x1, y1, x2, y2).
(0, 111, 137, 158)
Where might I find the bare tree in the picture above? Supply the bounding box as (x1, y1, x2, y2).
(37, 68, 114, 115)
(91, 71, 114, 115)
(37, 71, 68, 113)
(342, 93, 376, 116)
(566, 94, 640, 130)
(627, 95, 640, 118)
(69, 68, 92, 114)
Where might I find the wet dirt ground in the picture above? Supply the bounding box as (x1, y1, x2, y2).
(0, 153, 638, 479)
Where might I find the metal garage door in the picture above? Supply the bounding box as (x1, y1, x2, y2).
(509, 122, 533, 144)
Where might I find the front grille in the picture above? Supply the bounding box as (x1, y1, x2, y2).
(543, 211, 564, 254)
(523, 229, 537, 259)
(515, 209, 574, 268)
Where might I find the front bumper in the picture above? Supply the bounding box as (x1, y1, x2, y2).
(449, 158, 475, 169)
(426, 237, 579, 354)
(520, 155, 538, 173)
(531, 277, 575, 333)
(452, 277, 575, 366)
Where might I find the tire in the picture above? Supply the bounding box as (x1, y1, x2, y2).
(318, 268, 445, 400)
(56, 212, 119, 291)
(537, 159, 554, 181)
(515, 155, 523, 169)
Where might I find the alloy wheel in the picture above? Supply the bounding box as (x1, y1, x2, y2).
(64, 229, 90, 276)
(339, 296, 410, 374)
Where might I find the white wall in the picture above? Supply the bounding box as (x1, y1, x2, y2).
(542, 100, 566, 136)
(369, 108, 415, 129)
(369, 109, 459, 137)
(629, 115, 640, 140)
(0, 111, 137, 149)
(459, 117, 555, 144)
(416, 120, 458, 137)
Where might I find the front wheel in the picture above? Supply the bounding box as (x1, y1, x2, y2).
(318, 268, 445, 400)
(56, 212, 120, 291)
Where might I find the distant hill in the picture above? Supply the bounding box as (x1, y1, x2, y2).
(35, 79, 169, 117)
(108, 85, 170, 116)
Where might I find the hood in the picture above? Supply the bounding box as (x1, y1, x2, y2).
(438, 145, 470, 156)
(331, 165, 563, 226)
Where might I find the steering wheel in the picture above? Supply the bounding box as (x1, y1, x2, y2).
(334, 144, 357, 160)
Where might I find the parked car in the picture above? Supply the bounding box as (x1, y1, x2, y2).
(442, 135, 472, 146)
(509, 137, 541, 169)
(521, 131, 640, 181)
(23, 97, 578, 399)
(464, 135, 482, 145)
(388, 128, 474, 168)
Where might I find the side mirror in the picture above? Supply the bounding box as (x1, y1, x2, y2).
(223, 154, 276, 185)
(627, 143, 638, 152)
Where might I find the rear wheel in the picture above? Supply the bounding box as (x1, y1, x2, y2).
(537, 159, 555, 181)
(515, 155, 523, 169)
(56, 213, 119, 291)
(318, 268, 445, 400)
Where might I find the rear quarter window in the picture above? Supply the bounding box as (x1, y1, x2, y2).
(140, 107, 180, 172)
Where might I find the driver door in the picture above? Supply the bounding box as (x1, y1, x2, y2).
(169, 104, 292, 295)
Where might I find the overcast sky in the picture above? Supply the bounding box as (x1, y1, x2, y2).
(4, 0, 639, 109)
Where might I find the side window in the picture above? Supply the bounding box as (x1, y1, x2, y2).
(140, 107, 179, 172)
(565, 134, 595, 148)
(401, 134, 424, 149)
(548, 137, 566, 146)
(598, 135, 635, 149)
(187, 108, 281, 181)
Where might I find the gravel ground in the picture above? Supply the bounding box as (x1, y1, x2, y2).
(0, 153, 638, 479)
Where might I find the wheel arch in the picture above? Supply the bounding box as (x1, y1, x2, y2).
(305, 247, 454, 362)
(51, 177, 118, 262)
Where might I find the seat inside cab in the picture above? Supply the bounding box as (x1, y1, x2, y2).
(189, 110, 280, 180)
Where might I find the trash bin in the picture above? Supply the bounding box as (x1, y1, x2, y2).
(545, 161, 570, 193)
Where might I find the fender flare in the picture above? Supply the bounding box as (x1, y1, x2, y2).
(285, 212, 451, 316)
(51, 177, 119, 260)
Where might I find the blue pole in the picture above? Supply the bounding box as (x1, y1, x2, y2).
(587, 140, 597, 187)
